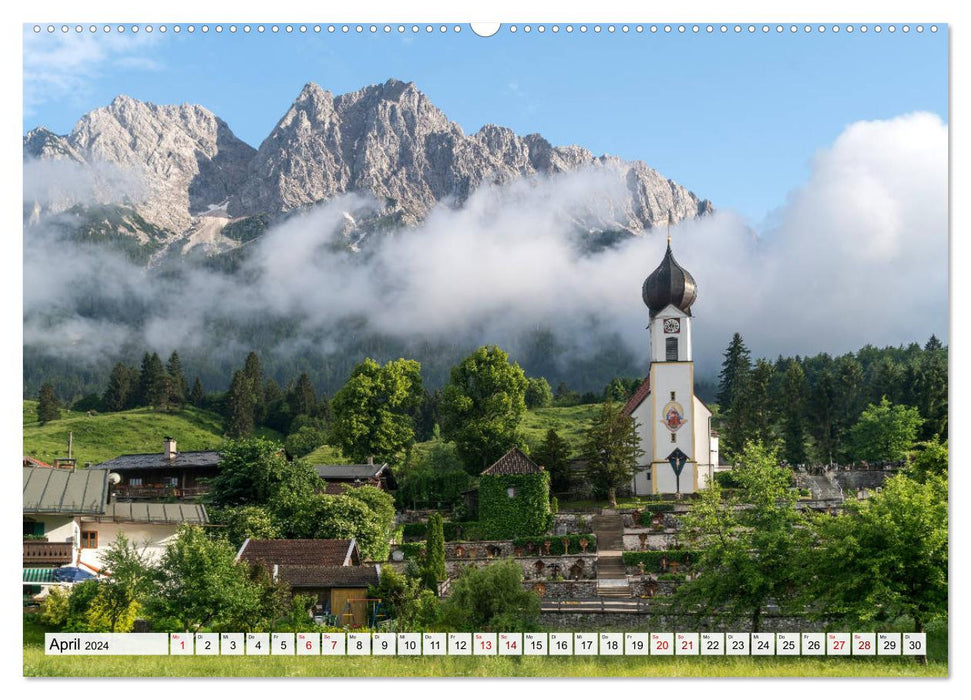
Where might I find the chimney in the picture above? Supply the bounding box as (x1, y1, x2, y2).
(367, 455, 374, 466)
(164, 437, 177, 460)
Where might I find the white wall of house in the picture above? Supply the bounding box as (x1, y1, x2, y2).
(76, 521, 181, 571)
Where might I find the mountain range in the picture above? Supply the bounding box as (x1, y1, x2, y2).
(23, 79, 713, 259)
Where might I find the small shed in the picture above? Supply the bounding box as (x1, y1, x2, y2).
(277, 564, 381, 627)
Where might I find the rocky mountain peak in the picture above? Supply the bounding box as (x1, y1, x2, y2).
(25, 80, 714, 255)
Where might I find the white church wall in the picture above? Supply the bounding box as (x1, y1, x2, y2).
(693, 396, 714, 489)
(650, 363, 695, 463)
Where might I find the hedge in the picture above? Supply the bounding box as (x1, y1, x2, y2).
(622, 550, 700, 572)
(511, 533, 597, 555)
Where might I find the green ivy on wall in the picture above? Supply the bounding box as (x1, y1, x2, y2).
(478, 472, 553, 539)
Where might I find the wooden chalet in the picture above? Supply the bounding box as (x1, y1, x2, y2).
(91, 437, 219, 501)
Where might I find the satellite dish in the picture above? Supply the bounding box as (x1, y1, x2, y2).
(108, 473, 122, 485)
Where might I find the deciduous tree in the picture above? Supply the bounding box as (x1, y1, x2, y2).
(330, 358, 423, 466)
(440, 346, 528, 473)
(674, 441, 811, 632)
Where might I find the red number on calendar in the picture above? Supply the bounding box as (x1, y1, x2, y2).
(656, 640, 670, 651)
(860, 641, 871, 650)
(506, 640, 517, 650)
(833, 640, 845, 650)
(481, 640, 492, 650)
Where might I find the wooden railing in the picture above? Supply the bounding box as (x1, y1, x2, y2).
(23, 540, 73, 564)
(112, 485, 209, 500)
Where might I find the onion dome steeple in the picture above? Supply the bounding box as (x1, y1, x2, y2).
(641, 218, 697, 318)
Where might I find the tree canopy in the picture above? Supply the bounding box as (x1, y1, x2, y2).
(330, 358, 423, 466)
(440, 345, 528, 473)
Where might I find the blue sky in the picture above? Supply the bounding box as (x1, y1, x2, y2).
(23, 24, 947, 226)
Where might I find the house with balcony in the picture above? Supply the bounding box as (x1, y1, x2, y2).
(91, 437, 220, 501)
(23, 462, 208, 598)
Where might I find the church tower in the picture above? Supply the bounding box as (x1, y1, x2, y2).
(621, 232, 718, 494)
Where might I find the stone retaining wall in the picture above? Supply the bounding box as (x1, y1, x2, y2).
(539, 611, 826, 632)
(622, 530, 679, 551)
(446, 554, 599, 581)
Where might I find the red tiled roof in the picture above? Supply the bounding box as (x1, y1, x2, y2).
(237, 539, 358, 567)
(482, 447, 543, 476)
(621, 376, 651, 417)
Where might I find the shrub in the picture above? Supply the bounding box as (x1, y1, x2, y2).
(39, 586, 70, 627)
(440, 560, 540, 632)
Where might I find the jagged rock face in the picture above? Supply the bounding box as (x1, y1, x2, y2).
(27, 96, 256, 233)
(24, 79, 712, 253)
(234, 79, 711, 231)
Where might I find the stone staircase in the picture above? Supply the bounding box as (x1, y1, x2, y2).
(592, 513, 631, 598)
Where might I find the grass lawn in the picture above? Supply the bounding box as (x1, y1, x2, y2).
(302, 443, 352, 465)
(22, 403, 280, 466)
(521, 403, 603, 450)
(23, 621, 946, 678)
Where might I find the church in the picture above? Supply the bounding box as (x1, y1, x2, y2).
(622, 235, 719, 495)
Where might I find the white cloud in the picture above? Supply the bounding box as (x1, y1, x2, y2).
(22, 28, 162, 117)
(22, 112, 948, 381)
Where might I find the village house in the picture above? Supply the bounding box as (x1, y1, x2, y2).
(236, 538, 380, 626)
(22, 463, 208, 597)
(91, 437, 220, 501)
(313, 461, 397, 494)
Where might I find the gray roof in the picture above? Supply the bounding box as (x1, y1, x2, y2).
(92, 450, 221, 472)
(23, 466, 108, 515)
(314, 463, 390, 480)
(96, 502, 209, 525)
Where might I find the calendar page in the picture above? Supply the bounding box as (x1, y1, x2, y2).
(20, 3, 949, 683)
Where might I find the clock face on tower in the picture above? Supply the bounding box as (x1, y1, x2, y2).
(663, 318, 681, 334)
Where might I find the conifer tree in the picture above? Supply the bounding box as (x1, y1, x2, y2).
(189, 378, 205, 407)
(225, 370, 256, 438)
(37, 382, 61, 423)
(717, 333, 752, 408)
(166, 351, 188, 408)
(781, 361, 808, 464)
(287, 372, 317, 418)
(242, 352, 265, 424)
(422, 513, 447, 592)
(580, 400, 643, 507)
(136, 352, 169, 409)
(532, 429, 573, 494)
(103, 362, 134, 412)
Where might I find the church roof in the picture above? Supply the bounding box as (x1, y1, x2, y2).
(621, 376, 651, 417)
(642, 241, 697, 318)
(482, 448, 543, 476)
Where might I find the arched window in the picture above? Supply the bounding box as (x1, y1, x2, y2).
(666, 337, 679, 361)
